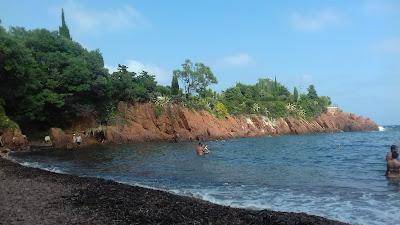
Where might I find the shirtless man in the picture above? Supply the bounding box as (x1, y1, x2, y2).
(386, 145, 400, 177)
(196, 142, 205, 156)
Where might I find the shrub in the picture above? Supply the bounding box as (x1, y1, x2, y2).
(154, 104, 163, 118)
(0, 105, 18, 133)
(214, 102, 229, 119)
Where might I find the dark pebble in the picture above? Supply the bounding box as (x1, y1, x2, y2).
(0, 158, 349, 225)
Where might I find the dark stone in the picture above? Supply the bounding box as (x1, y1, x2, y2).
(0, 158, 349, 225)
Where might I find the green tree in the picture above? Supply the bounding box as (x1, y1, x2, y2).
(171, 74, 179, 95)
(135, 71, 157, 94)
(155, 85, 171, 97)
(307, 85, 318, 99)
(0, 26, 42, 122)
(0, 24, 114, 127)
(109, 64, 137, 102)
(173, 59, 217, 98)
(222, 87, 245, 115)
(109, 65, 157, 103)
(59, 8, 71, 40)
(293, 87, 299, 102)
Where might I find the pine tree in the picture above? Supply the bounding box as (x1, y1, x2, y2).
(273, 76, 279, 97)
(307, 85, 318, 99)
(293, 87, 299, 102)
(171, 74, 179, 95)
(59, 8, 71, 40)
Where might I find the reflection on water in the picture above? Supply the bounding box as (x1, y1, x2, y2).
(11, 126, 400, 225)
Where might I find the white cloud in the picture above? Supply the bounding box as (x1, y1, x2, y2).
(59, 0, 149, 33)
(221, 53, 254, 67)
(379, 38, 400, 54)
(105, 64, 118, 74)
(363, 1, 400, 15)
(290, 9, 342, 31)
(106, 60, 169, 84)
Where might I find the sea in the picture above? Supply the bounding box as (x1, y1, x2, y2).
(10, 125, 400, 225)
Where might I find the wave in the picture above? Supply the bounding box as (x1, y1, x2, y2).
(7, 157, 66, 174)
(21, 162, 65, 174)
(6, 155, 399, 225)
(167, 186, 399, 225)
(378, 126, 385, 132)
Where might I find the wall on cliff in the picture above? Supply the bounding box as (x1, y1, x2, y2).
(102, 102, 378, 144)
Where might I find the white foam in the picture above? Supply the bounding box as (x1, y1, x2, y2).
(7, 156, 398, 225)
(11, 159, 66, 174)
(161, 185, 400, 225)
(378, 126, 385, 132)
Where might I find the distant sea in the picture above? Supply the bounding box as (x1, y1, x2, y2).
(11, 125, 400, 225)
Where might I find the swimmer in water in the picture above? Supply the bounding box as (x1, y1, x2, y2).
(203, 144, 210, 154)
(196, 142, 205, 156)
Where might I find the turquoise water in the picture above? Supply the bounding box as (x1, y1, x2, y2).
(11, 126, 400, 225)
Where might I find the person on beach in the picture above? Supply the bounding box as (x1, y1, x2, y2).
(76, 135, 82, 146)
(44, 135, 51, 143)
(386, 145, 400, 176)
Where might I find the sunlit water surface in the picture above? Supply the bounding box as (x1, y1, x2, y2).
(11, 126, 400, 225)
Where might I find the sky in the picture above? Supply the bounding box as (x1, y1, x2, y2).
(0, 0, 399, 125)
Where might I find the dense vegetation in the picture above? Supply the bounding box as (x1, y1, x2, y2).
(0, 11, 331, 133)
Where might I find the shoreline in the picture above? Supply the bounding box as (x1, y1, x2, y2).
(0, 157, 349, 225)
(30, 128, 377, 153)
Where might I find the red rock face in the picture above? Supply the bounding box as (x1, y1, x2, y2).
(1, 129, 29, 151)
(5, 103, 378, 150)
(102, 103, 379, 144)
(49, 128, 71, 149)
(49, 127, 99, 149)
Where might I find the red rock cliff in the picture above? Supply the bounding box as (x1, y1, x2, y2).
(103, 102, 378, 143)
(1, 128, 29, 152)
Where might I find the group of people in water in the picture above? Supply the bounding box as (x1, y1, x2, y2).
(196, 142, 400, 177)
(386, 144, 400, 177)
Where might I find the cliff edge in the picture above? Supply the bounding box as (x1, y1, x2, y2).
(102, 102, 378, 144)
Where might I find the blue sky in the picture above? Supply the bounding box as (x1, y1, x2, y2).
(0, 0, 399, 125)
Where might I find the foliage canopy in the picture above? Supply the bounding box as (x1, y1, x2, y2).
(0, 10, 332, 132)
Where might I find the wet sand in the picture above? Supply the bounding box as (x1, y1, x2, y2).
(0, 158, 348, 225)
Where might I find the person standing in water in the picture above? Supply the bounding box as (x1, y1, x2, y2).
(386, 145, 400, 176)
(196, 142, 205, 156)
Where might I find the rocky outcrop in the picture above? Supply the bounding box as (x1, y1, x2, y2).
(102, 103, 378, 144)
(49, 128, 71, 149)
(49, 127, 98, 149)
(47, 102, 378, 148)
(0, 128, 29, 152)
